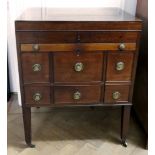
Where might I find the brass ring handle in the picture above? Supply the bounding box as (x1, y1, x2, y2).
(32, 44, 40, 51)
(112, 91, 121, 100)
(116, 62, 125, 71)
(33, 93, 42, 102)
(73, 91, 81, 100)
(74, 62, 84, 72)
(119, 43, 126, 50)
(32, 64, 42, 72)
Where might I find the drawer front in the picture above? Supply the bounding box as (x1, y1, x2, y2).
(24, 86, 51, 105)
(16, 31, 139, 43)
(54, 85, 101, 104)
(15, 21, 142, 31)
(54, 52, 103, 83)
(21, 53, 50, 83)
(104, 85, 130, 103)
(106, 52, 134, 81)
(79, 31, 139, 43)
(21, 43, 136, 52)
(16, 31, 77, 43)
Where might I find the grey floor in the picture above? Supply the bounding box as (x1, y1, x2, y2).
(8, 95, 148, 155)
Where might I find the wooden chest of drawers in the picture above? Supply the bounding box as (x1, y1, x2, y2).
(15, 8, 142, 147)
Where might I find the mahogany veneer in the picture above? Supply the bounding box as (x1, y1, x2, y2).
(15, 7, 142, 148)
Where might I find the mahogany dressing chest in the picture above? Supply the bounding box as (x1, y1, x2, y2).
(15, 8, 142, 147)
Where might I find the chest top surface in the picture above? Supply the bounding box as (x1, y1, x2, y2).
(16, 7, 141, 22)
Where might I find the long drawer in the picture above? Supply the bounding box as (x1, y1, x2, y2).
(16, 31, 139, 43)
(20, 43, 136, 52)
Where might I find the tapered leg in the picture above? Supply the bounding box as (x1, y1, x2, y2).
(22, 107, 35, 148)
(121, 105, 131, 147)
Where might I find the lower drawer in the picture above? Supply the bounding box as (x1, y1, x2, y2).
(24, 86, 51, 105)
(54, 85, 101, 104)
(104, 84, 130, 103)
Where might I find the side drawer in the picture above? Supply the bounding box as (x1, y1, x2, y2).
(21, 53, 50, 83)
(106, 52, 134, 82)
(104, 84, 130, 103)
(24, 85, 51, 105)
(54, 85, 101, 104)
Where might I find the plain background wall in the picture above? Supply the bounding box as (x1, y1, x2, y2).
(7, 0, 137, 105)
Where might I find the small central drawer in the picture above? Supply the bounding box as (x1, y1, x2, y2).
(54, 85, 101, 104)
(54, 52, 103, 83)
